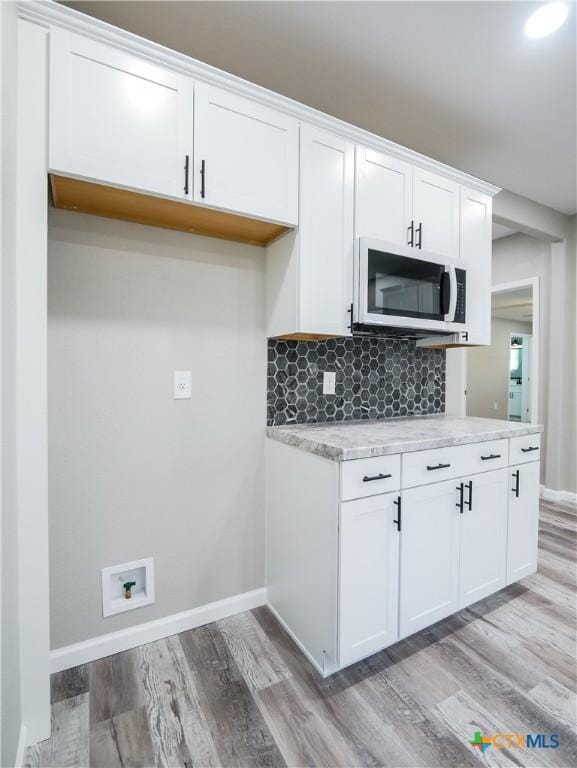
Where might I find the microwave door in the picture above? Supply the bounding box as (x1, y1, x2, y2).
(364, 247, 446, 322)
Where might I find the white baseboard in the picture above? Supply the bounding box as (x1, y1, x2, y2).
(15, 723, 28, 768)
(50, 587, 266, 674)
(540, 485, 577, 504)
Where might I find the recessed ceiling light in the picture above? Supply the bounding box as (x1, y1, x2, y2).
(525, 2, 569, 38)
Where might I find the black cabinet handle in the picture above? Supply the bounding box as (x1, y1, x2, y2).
(393, 496, 401, 531)
(416, 222, 423, 249)
(362, 473, 392, 483)
(200, 159, 206, 198)
(456, 482, 464, 513)
(481, 454, 501, 461)
(521, 446, 539, 453)
(465, 480, 473, 510)
(407, 220, 414, 247)
(512, 469, 520, 497)
(427, 463, 451, 471)
(184, 155, 190, 195)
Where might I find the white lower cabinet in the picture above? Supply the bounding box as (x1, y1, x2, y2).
(339, 493, 400, 666)
(266, 434, 541, 676)
(458, 469, 508, 608)
(399, 479, 460, 639)
(507, 461, 540, 584)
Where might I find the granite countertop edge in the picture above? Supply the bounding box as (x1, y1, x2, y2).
(266, 418, 544, 462)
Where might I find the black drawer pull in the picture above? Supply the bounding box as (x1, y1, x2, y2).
(465, 480, 473, 511)
(521, 446, 539, 453)
(393, 496, 401, 531)
(481, 454, 501, 461)
(200, 159, 206, 198)
(427, 463, 451, 471)
(363, 473, 392, 483)
(512, 469, 520, 497)
(184, 154, 190, 195)
(456, 482, 464, 513)
(416, 222, 423, 249)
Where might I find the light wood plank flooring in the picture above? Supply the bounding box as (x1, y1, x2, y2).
(26, 499, 577, 767)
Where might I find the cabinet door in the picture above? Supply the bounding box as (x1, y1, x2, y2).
(300, 126, 354, 336)
(49, 28, 194, 199)
(355, 146, 413, 245)
(193, 83, 298, 224)
(459, 187, 492, 345)
(459, 469, 508, 609)
(412, 169, 460, 259)
(399, 479, 460, 639)
(339, 493, 400, 667)
(507, 462, 540, 584)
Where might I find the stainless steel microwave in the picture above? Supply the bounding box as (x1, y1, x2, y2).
(352, 238, 467, 336)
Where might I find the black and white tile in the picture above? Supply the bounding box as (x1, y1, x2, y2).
(267, 336, 445, 427)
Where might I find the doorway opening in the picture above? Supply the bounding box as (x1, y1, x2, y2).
(466, 278, 539, 424)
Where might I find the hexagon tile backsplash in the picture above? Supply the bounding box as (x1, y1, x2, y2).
(267, 337, 446, 426)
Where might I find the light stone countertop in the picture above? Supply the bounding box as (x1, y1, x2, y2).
(267, 415, 543, 461)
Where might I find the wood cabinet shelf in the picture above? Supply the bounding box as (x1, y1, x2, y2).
(50, 175, 291, 247)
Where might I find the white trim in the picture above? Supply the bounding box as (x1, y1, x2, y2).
(492, 278, 540, 425)
(50, 587, 266, 673)
(17, 1, 500, 197)
(540, 485, 577, 505)
(15, 724, 28, 768)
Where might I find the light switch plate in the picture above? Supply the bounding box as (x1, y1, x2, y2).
(174, 370, 192, 399)
(323, 371, 336, 395)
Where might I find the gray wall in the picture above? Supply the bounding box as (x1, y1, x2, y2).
(1, 0, 22, 762)
(467, 318, 532, 422)
(48, 210, 266, 648)
(491, 232, 576, 493)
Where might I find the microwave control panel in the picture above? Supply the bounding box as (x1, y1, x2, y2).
(454, 269, 466, 324)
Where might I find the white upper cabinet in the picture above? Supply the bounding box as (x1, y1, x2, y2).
(412, 168, 460, 260)
(355, 148, 460, 260)
(355, 147, 413, 246)
(266, 125, 354, 338)
(299, 126, 355, 336)
(193, 83, 298, 225)
(459, 187, 493, 345)
(339, 493, 400, 667)
(49, 29, 194, 199)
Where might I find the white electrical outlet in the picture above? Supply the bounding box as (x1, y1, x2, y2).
(323, 371, 336, 395)
(174, 370, 192, 399)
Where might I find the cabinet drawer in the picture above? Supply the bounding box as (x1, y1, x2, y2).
(402, 439, 508, 488)
(340, 455, 401, 501)
(509, 433, 541, 465)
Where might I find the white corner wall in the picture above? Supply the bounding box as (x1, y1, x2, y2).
(48, 210, 267, 649)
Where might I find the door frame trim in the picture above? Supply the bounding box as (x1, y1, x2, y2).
(492, 277, 540, 424)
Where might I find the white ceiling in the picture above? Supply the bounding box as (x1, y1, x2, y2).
(492, 287, 533, 322)
(64, 1, 576, 214)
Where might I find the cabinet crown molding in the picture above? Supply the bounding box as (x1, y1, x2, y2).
(19, 0, 501, 198)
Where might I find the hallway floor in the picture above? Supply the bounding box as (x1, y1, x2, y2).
(26, 499, 576, 768)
